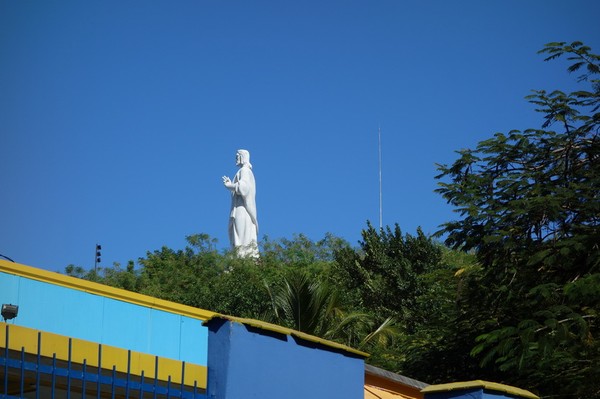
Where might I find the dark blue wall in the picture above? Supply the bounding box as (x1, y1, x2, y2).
(424, 389, 483, 399)
(424, 388, 532, 399)
(206, 318, 365, 399)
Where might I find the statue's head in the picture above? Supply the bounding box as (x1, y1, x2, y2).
(236, 149, 251, 167)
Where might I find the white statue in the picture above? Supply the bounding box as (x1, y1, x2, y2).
(222, 149, 259, 257)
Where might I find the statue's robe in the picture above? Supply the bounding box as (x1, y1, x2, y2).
(228, 164, 258, 257)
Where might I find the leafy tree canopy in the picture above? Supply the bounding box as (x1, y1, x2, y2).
(435, 41, 600, 398)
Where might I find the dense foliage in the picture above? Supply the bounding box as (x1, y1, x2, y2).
(436, 41, 599, 398)
(65, 42, 599, 399)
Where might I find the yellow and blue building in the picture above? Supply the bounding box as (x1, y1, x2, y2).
(1, 259, 539, 399)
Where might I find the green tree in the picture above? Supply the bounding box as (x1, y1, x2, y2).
(64, 233, 354, 320)
(333, 221, 444, 332)
(137, 234, 222, 306)
(65, 261, 141, 290)
(396, 247, 485, 383)
(435, 41, 600, 398)
(331, 222, 463, 374)
(259, 233, 349, 275)
(137, 233, 278, 317)
(264, 269, 397, 351)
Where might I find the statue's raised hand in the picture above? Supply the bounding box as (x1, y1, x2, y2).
(222, 176, 234, 189)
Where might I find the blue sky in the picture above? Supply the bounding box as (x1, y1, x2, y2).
(1, 1, 599, 272)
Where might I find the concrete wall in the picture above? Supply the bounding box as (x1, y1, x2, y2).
(421, 381, 539, 399)
(0, 264, 209, 366)
(206, 318, 365, 399)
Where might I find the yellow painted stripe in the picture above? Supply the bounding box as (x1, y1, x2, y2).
(421, 380, 539, 399)
(0, 260, 215, 321)
(0, 323, 207, 388)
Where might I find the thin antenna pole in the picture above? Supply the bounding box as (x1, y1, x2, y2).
(378, 126, 383, 230)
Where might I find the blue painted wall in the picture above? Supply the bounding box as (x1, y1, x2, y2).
(206, 318, 365, 399)
(424, 388, 528, 399)
(0, 271, 208, 365)
(424, 389, 483, 399)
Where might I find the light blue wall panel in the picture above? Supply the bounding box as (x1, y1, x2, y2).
(0, 273, 20, 305)
(102, 298, 152, 350)
(0, 271, 208, 366)
(14, 277, 105, 342)
(146, 305, 183, 358)
(179, 316, 205, 362)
